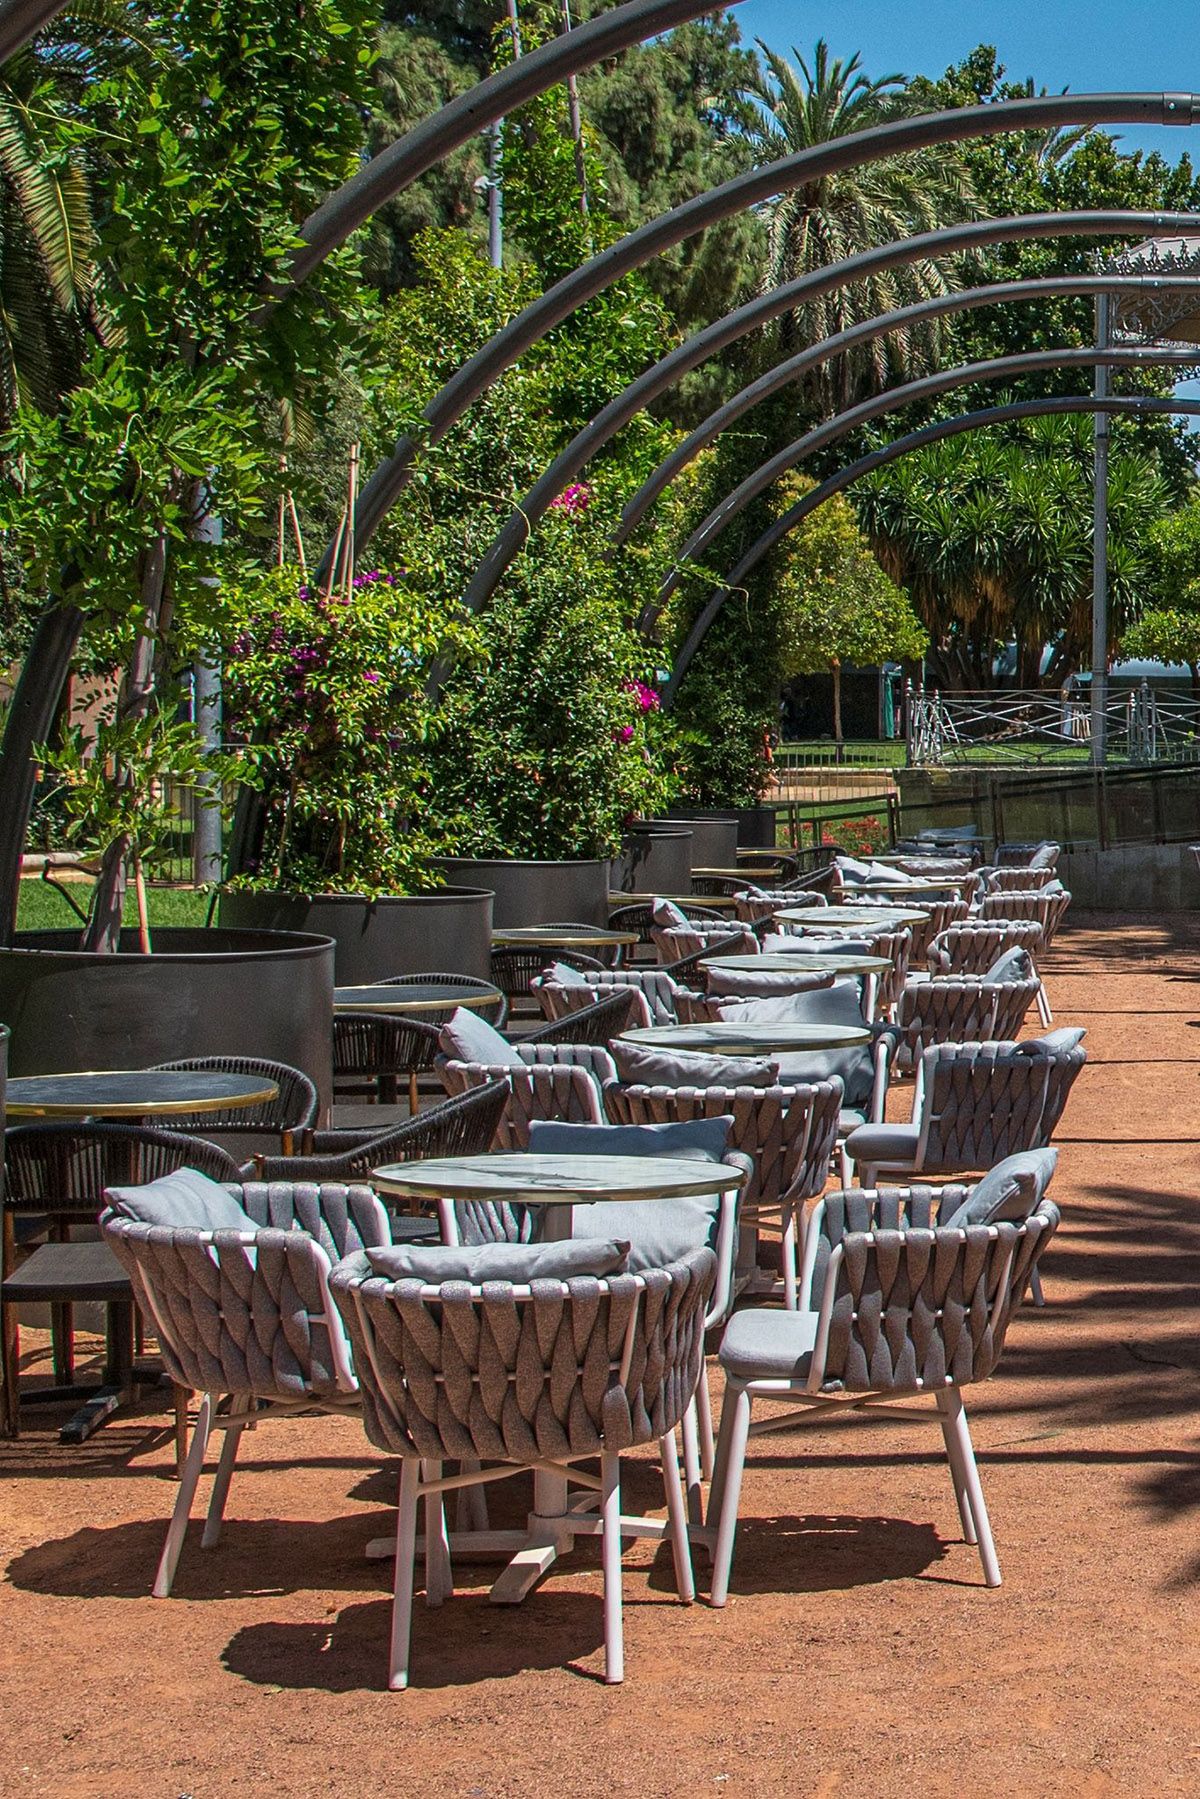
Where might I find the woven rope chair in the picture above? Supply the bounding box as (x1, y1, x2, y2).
(994, 841, 1060, 871)
(926, 920, 1043, 977)
(690, 874, 751, 897)
(532, 977, 654, 1030)
(977, 890, 1072, 1024)
(898, 896, 970, 967)
(253, 1081, 509, 1182)
(440, 1043, 615, 1148)
(374, 972, 508, 1030)
(707, 1188, 1060, 1602)
(660, 931, 756, 981)
(333, 1015, 442, 1115)
(651, 922, 757, 964)
(846, 1037, 1086, 1187)
(101, 1179, 391, 1598)
(151, 1056, 318, 1155)
(490, 944, 605, 1005)
(2, 1122, 242, 1432)
(330, 1245, 716, 1688)
(977, 865, 1060, 893)
(522, 987, 640, 1045)
(893, 975, 1040, 1070)
(603, 1077, 842, 1311)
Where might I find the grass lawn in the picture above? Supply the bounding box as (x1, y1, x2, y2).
(16, 878, 211, 933)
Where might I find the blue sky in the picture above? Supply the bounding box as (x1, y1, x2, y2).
(736, 0, 1200, 164)
(734, 0, 1200, 423)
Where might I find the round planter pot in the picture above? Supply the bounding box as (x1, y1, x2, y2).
(612, 825, 693, 895)
(735, 805, 780, 850)
(0, 928, 334, 1110)
(664, 811, 739, 869)
(219, 887, 494, 984)
(436, 860, 610, 929)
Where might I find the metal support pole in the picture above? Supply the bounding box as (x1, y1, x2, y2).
(1091, 294, 1111, 767)
(192, 505, 224, 886)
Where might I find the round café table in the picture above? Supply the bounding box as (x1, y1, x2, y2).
(334, 981, 503, 1016)
(6, 1068, 279, 1118)
(620, 1020, 869, 1056)
(609, 890, 741, 912)
(369, 1148, 748, 1604)
(776, 904, 930, 929)
(836, 875, 970, 895)
(5, 1067, 278, 1447)
(492, 925, 639, 952)
(702, 951, 891, 977)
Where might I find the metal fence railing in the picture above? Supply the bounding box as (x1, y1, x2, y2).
(905, 681, 1200, 769)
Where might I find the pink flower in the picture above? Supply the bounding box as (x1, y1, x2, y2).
(549, 482, 593, 516)
(363, 669, 381, 685)
(614, 723, 636, 744)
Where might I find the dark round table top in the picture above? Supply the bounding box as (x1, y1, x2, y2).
(334, 982, 502, 1014)
(6, 1069, 279, 1118)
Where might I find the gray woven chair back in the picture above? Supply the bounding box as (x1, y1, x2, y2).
(989, 977, 1042, 1042)
(652, 923, 755, 965)
(151, 1056, 319, 1133)
(440, 1053, 609, 1149)
(915, 1039, 1083, 1171)
(525, 989, 638, 1045)
(860, 927, 910, 1014)
(905, 897, 971, 967)
(330, 1247, 716, 1461)
(5, 1121, 242, 1219)
(894, 978, 1001, 1067)
(978, 888, 1072, 946)
(603, 1079, 841, 1214)
(733, 891, 808, 925)
(927, 920, 1043, 976)
(995, 841, 1060, 871)
(809, 1196, 1059, 1389)
(980, 866, 1059, 893)
(533, 979, 654, 1030)
(102, 1178, 389, 1401)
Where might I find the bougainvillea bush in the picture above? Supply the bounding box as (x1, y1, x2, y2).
(214, 566, 477, 895)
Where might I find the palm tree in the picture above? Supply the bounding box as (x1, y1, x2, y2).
(742, 40, 977, 413)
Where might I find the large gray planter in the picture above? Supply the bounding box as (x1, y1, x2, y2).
(613, 825, 693, 894)
(219, 887, 494, 983)
(735, 805, 780, 849)
(664, 811, 739, 868)
(0, 928, 334, 1109)
(436, 859, 610, 928)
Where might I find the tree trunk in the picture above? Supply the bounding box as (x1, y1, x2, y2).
(0, 599, 84, 946)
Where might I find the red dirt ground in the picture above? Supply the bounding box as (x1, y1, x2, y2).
(3, 910, 1200, 1797)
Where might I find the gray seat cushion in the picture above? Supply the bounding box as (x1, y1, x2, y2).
(438, 1007, 523, 1066)
(528, 1116, 732, 1161)
(719, 1306, 819, 1381)
(611, 1039, 778, 1089)
(365, 1237, 630, 1283)
(843, 1122, 920, 1167)
(105, 1168, 255, 1232)
(943, 1148, 1059, 1227)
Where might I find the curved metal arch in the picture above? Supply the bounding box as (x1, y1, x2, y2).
(656, 344, 1200, 618)
(663, 394, 1200, 705)
(621, 272, 1200, 557)
(344, 95, 1200, 562)
(0, 0, 62, 63)
(458, 219, 1200, 612)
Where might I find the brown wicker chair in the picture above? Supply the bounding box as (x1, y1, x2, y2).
(150, 1055, 318, 1156)
(333, 1015, 442, 1115)
(253, 1081, 510, 1182)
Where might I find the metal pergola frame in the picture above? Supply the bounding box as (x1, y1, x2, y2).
(663, 394, 1200, 704)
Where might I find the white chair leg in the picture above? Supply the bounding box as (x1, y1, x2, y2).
(942, 1388, 1001, 1587)
(200, 1404, 246, 1550)
(935, 1388, 977, 1546)
(1036, 983, 1053, 1025)
(705, 1379, 738, 1533)
(781, 1205, 798, 1311)
(389, 1459, 421, 1691)
(680, 1400, 704, 1529)
(601, 1450, 624, 1684)
(422, 1459, 452, 1606)
(839, 1142, 853, 1187)
(154, 1390, 213, 1598)
(659, 1430, 695, 1604)
(708, 1384, 753, 1608)
(1030, 1265, 1045, 1307)
(696, 1369, 716, 1482)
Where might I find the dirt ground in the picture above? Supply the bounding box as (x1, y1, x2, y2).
(4, 910, 1200, 1797)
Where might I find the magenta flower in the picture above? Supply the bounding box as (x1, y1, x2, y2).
(614, 723, 636, 744)
(363, 669, 381, 685)
(550, 482, 593, 516)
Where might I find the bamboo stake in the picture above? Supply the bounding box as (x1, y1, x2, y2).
(133, 851, 151, 954)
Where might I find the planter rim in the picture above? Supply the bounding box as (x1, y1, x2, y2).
(228, 884, 493, 907)
(7, 926, 335, 965)
(437, 856, 611, 871)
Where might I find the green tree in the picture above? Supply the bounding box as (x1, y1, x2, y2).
(775, 477, 926, 742)
(1121, 495, 1200, 697)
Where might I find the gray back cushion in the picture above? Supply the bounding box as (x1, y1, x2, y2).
(652, 898, 689, 928)
(768, 980, 873, 1106)
(943, 1148, 1059, 1227)
(105, 1168, 255, 1232)
(610, 1039, 778, 1089)
(366, 1238, 630, 1282)
(1029, 843, 1059, 869)
(706, 966, 833, 999)
(528, 1116, 732, 1161)
(438, 1006, 523, 1066)
(1015, 1027, 1086, 1055)
(985, 947, 1034, 983)
(764, 937, 874, 958)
